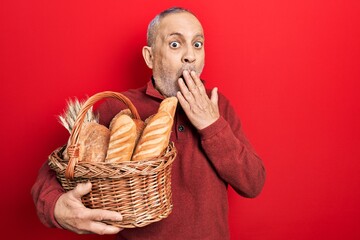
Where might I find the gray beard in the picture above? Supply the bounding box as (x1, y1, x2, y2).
(155, 78, 179, 97)
(155, 65, 200, 97)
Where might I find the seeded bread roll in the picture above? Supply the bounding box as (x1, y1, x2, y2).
(63, 122, 110, 162)
(79, 122, 110, 162)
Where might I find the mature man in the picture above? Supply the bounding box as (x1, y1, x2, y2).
(32, 7, 266, 239)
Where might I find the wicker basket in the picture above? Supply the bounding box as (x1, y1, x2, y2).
(48, 91, 177, 228)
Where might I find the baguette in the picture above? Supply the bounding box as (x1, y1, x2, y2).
(132, 111, 173, 161)
(118, 109, 146, 146)
(158, 96, 178, 118)
(105, 109, 138, 163)
(132, 97, 178, 161)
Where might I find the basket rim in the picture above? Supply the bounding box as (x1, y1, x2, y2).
(49, 142, 176, 179)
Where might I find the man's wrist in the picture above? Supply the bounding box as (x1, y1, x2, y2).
(198, 116, 227, 140)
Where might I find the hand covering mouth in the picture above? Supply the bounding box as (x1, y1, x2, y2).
(177, 66, 196, 82)
(178, 74, 187, 88)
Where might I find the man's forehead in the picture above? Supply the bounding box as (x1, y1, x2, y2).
(158, 12, 204, 37)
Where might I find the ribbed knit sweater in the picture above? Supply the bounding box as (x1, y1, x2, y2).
(31, 81, 266, 240)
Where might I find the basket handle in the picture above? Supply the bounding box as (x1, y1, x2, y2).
(65, 91, 141, 179)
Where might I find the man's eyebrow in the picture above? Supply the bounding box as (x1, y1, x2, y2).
(167, 32, 184, 38)
(167, 32, 204, 39)
(194, 33, 204, 39)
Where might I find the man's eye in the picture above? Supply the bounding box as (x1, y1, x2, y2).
(170, 41, 180, 48)
(194, 41, 203, 48)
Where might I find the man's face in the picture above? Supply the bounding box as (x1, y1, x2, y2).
(151, 12, 205, 97)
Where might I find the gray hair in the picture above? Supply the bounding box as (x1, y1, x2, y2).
(147, 7, 195, 47)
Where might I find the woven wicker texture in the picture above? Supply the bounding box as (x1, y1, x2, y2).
(48, 91, 176, 228)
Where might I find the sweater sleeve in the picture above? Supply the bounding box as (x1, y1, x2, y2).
(31, 161, 64, 228)
(198, 96, 266, 198)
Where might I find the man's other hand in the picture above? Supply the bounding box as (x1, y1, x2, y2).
(54, 182, 123, 234)
(177, 70, 220, 130)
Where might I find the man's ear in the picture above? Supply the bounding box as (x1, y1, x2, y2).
(142, 46, 153, 69)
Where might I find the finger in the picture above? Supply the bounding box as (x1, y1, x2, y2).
(182, 70, 197, 92)
(176, 90, 190, 111)
(74, 229, 93, 234)
(182, 71, 206, 105)
(210, 87, 219, 106)
(85, 208, 123, 222)
(80, 208, 123, 234)
(190, 71, 206, 93)
(178, 78, 195, 103)
(72, 181, 92, 199)
(178, 77, 187, 92)
(88, 221, 123, 235)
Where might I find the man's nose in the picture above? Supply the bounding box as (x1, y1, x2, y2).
(182, 46, 196, 63)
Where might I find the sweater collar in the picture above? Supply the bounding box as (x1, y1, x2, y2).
(145, 77, 165, 100)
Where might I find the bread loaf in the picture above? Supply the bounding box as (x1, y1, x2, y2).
(61, 96, 177, 163)
(105, 109, 138, 163)
(132, 97, 178, 161)
(63, 122, 110, 162)
(132, 111, 173, 161)
(117, 109, 146, 146)
(158, 96, 178, 118)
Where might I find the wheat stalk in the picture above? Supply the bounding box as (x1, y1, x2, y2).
(58, 98, 99, 133)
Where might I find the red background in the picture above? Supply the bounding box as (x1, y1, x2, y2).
(1, 0, 360, 239)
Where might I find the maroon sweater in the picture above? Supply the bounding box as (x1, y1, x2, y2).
(31, 81, 266, 240)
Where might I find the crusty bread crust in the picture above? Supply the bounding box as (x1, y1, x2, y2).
(132, 111, 173, 161)
(105, 110, 137, 163)
(132, 97, 178, 161)
(63, 97, 177, 163)
(78, 122, 110, 162)
(158, 97, 178, 118)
